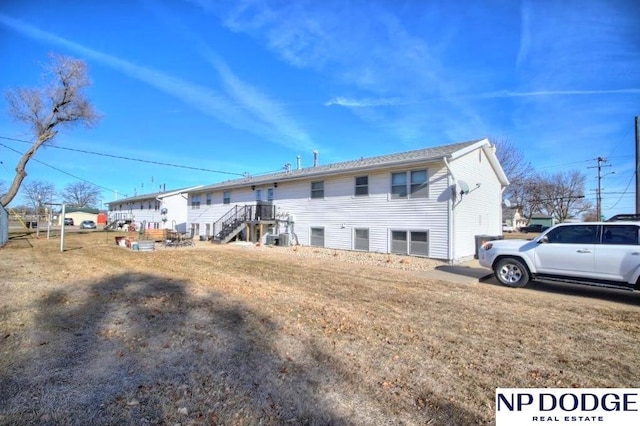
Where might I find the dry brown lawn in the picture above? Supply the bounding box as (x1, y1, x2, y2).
(1, 231, 640, 425)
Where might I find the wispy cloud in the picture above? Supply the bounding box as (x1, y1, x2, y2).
(324, 97, 404, 107)
(475, 89, 640, 99)
(204, 1, 490, 144)
(0, 13, 314, 152)
(140, 2, 317, 152)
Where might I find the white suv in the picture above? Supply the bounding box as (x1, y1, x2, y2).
(479, 222, 640, 291)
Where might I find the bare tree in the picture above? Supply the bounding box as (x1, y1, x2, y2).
(1, 54, 100, 207)
(536, 170, 592, 222)
(22, 180, 56, 216)
(62, 181, 101, 207)
(491, 138, 536, 208)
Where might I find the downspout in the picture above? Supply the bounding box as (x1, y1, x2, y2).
(443, 156, 456, 263)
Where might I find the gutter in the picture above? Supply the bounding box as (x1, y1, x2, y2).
(443, 156, 456, 263)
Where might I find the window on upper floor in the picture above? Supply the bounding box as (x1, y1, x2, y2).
(391, 169, 428, 199)
(355, 176, 368, 196)
(191, 194, 201, 209)
(311, 181, 324, 199)
(206, 193, 212, 206)
(223, 191, 231, 205)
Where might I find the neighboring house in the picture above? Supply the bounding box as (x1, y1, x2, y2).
(502, 206, 527, 231)
(527, 215, 555, 229)
(105, 186, 201, 233)
(60, 207, 100, 226)
(186, 139, 509, 262)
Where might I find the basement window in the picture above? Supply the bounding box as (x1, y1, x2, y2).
(310, 227, 325, 247)
(354, 228, 369, 251)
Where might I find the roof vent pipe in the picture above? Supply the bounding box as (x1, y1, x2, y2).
(296, 155, 301, 170)
(313, 150, 318, 167)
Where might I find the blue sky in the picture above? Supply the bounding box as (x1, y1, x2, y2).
(0, 0, 639, 219)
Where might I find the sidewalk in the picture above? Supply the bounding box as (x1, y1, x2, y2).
(419, 259, 495, 285)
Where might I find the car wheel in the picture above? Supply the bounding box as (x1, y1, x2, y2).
(494, 258, 530, 288)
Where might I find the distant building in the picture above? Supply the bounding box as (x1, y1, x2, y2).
(61, 207, 100, 226)
(105, 186, 202, 233)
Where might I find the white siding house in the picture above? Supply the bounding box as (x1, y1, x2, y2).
(187, 139, 508, 262)
(106, 186, 201, 233)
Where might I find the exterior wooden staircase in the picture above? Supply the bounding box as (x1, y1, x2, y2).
(212, 205, 253, 244)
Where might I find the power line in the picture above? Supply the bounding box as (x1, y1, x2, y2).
(606, 171, 636, 210)
(0, 141, 126, 196)
(0, 136, 246, 176)
(533, 155, 634, 172)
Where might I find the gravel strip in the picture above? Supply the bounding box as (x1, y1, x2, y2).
(227, 242, 447, 271)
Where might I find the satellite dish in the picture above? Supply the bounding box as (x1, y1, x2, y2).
(503, 199, 512, 208)
(458, 180, 470, 195)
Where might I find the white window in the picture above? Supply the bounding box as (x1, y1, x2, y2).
(354, 228, 369, 251)
(223, 191, 231, 205)
(206, 193, 212, 206)
(267, 187, 274, 201)
(256, 189, 262, 201)
(391, 230, 429, 256)
(191, 194, 201, 209)
(310, 227, 325, 247)
(311, 181, 324, 199)
(391, 169, 428, 199)
(355, 176, 368, 196)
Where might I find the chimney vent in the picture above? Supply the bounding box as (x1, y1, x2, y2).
(313, 150, 318, 167)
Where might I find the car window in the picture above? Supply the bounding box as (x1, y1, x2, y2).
(545, 225, 599, 244)
(602, 225, 639, 245)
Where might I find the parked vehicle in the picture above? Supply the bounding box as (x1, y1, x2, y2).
(479, 222, 640, 291)
(64, 218, 74, 226)
(502, 222, 514, 233)
(80, 220, 97, 229)
(606, 214, 640, 222)
(519, 223, 549, 233)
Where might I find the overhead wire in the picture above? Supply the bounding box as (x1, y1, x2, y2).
(0, 136, 247, 176)
(0, 141, 123, 195)
(605, 170, 636, 211)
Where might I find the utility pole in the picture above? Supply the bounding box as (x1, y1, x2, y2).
(636, 116, 640, 214)
(590, 157, 612, 221)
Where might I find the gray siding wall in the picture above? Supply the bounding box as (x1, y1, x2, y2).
(189, 161, 453, 260)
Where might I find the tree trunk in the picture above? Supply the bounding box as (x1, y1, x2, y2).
(0, 131, 56, 207)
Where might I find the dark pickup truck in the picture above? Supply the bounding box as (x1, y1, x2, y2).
(520, 223, 549, 233)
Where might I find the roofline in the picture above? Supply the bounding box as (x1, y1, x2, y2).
(192, 140, 490, 194)
(105, 185, 203, 205)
